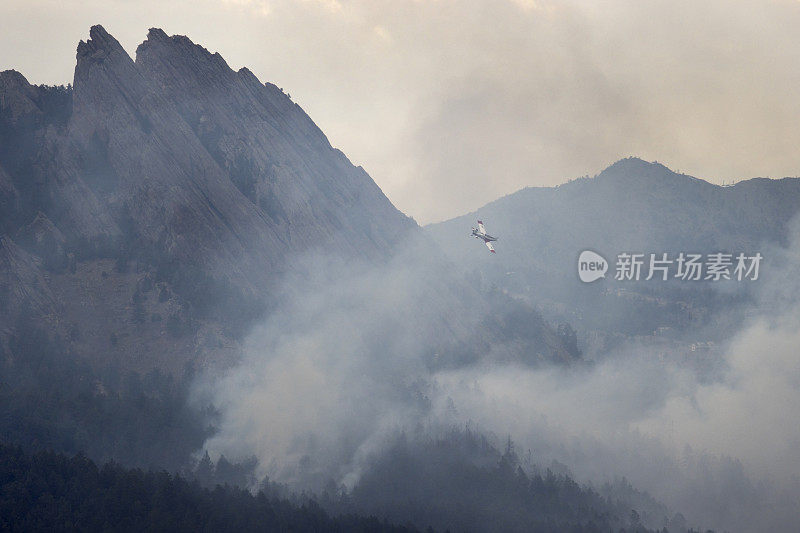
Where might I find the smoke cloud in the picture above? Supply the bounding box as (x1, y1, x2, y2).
(194, 222, 800, 532)
(194, 236, 483, 489)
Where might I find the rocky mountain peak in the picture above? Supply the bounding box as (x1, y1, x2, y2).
(598, 157, 670, 179)
(135, 28, 254, 107)
(76, 25, 127, 63)
(72, 25, 149, 129)
(0, 69, 32, 94)
(138, 28, 229, 71)
(594, 157, 708, 193)
(0, 24, 416, 372)
(145, 27, 170, 42)
(0, 70, 40, 122)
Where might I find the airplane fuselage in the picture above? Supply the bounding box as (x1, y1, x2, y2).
(471, 221, 498, 253)
(472, 229, 497, 242)
(472, 228, 497, 242)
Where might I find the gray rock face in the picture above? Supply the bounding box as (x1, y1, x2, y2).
(135, 28, 410, 260)
(3, 25, 413, 291)
(0, 70, 42, 121)
(0, 164, 21, 231)
(14, 211, 67, 271)
(71, 25, 285, 291)
(0, 236, 56, 332)
(0, 67, 119, 246)
(0, 25, 415, 372)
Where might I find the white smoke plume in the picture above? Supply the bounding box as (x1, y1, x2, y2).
(196, 223, 800, 532)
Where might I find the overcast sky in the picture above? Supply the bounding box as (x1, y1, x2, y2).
(2, 0, 800, 223)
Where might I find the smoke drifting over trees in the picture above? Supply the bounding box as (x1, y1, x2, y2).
(2, 21, 800, 532)
(195, 219, 800, 532)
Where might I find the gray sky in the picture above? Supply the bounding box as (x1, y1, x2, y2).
(2, 0, 800, 223)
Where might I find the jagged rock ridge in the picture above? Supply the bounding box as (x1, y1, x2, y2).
(0, 25, 415, 372)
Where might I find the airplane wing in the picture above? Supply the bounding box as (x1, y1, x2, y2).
(477, 220, 487, 235)
(485, 241, 496, 253)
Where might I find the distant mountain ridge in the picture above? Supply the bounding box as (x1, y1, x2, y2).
(453, 157, 800, 253)
(427, 158, 800, 348)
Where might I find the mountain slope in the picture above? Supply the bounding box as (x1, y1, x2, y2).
(0, 25, 577, 375)
(427, 157, 800, 350)
(135, 28, 408, 258)
(0, 25, 415, 373)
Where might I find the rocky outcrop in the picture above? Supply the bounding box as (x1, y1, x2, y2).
(72, 27, 277, 291)
(3, 26, 414, 295)
(0, 68, 119, 247)
(0, 70, 42, 122)
(0, 25, 415, 372)
(0, 235, 56, 332)
(0, 164, 21, 232)
(135, 28, 410, 257)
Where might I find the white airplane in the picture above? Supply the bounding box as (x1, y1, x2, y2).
(471, 220, 498, 253)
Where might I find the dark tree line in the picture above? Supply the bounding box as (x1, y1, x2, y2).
(0, 443, 416, 533)
(327, 429, 682, 533)
(0, 313, 211, 471)
(0, 315, 705, 532)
